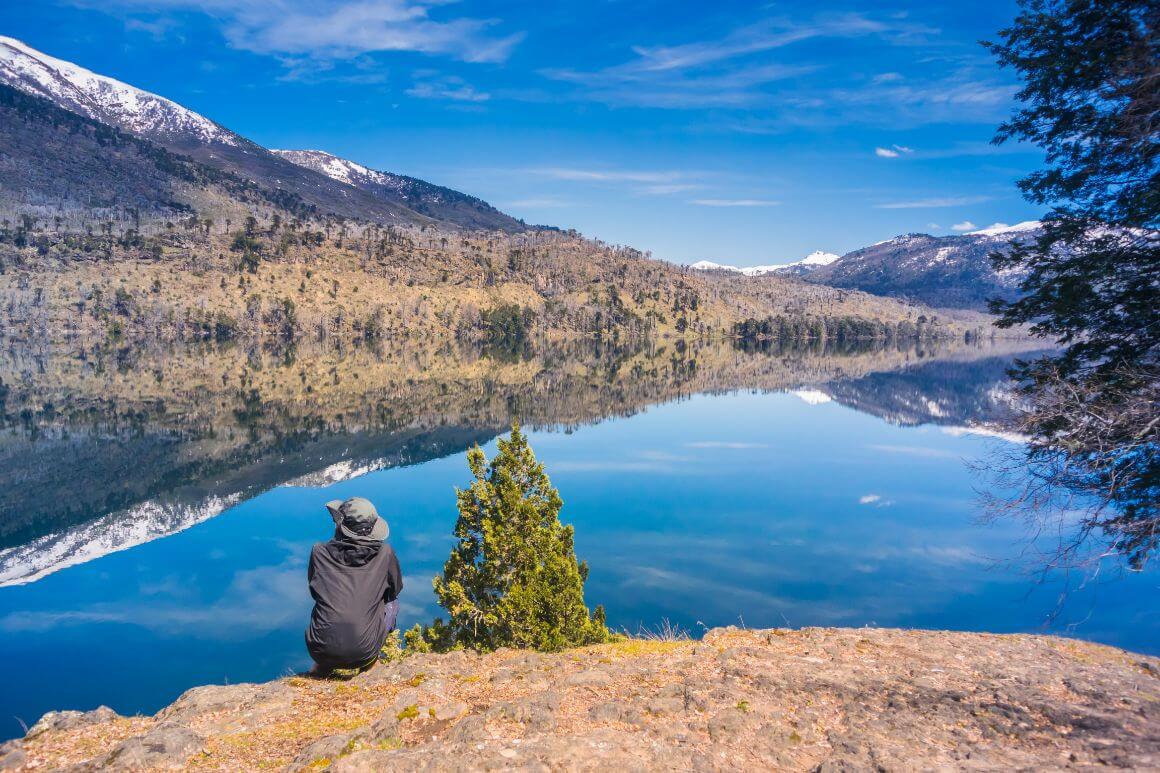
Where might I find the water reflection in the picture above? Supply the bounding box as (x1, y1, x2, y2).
(0, 337, 1034, 585)
(2, 336, 1156, 740)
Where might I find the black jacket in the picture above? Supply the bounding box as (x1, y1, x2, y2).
(305, 536, 403, 669)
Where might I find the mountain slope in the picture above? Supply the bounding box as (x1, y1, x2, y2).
(0, 35, 238, 147)
(273, 150, 526, 232)
(690, 225, 1037, 310)
(0, 82, 316, 225)
(0, 36, 523, 231)
(803, 224, 1039, 309)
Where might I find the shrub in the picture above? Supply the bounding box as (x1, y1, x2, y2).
(429, 423, 609, 651)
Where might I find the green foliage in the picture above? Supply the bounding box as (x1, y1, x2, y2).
(402, 623, 434, 653)
(986, 0, 1158, 375)
(986, 0, 1157, 224)
(230, 231, 262, 273)
(431, 423, 610, 651)
(982, 0, 1158, 564)
(481, 304, 535, 345)
(731, 314, 933, 345)
(379, 629, 404, 662)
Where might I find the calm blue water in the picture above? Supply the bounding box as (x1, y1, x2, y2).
(0, 351, 1156, 739)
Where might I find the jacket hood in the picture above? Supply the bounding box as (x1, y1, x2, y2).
(322, 534, 383, 568)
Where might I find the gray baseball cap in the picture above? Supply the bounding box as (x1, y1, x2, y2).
(325, 497, 389, 542)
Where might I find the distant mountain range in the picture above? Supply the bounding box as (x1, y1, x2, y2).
(689, 222, 1039, 309)
(0, 35, 525, 232)
(689, 250, 841, 277)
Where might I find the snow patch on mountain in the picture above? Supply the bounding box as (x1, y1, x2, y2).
(966, 221, 1041, 237)
(273, 149, 388, 187)
(796, 250, 840, 267)
(689, 250, 839, 277)
(0, 494, 241, 587)
(272, 149, 424, 200)
(0, 35, 239, 146)
(792, 388, 833, 405)
(278, 456, 390, 488)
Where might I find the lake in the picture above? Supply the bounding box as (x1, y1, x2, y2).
(0, 338, 1155, 740)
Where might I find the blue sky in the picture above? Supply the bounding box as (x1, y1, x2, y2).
(6, 1, 1045, 265)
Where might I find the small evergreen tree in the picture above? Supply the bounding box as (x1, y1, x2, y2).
(432, 424, 609, 651)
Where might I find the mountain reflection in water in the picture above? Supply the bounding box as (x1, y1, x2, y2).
(0, 337, 1031, 585)
(1, 336, 1157, 741)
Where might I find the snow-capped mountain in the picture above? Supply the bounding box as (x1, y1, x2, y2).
(777, 250, 842, 277)
(690, 223, 1040, 309)
(965, 221, 1041, 237)
(688, 260, 782, 276)
(689, 250, 840, 277)
(272, 149, 525, 231)
(803, 222, 1040, 309)
(0, 36, 526, 230)
(0, 35, 240, 147)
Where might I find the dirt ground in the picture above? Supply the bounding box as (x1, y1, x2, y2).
(3, 626, 1157, 771)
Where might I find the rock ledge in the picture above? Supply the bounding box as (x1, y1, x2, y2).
(3, 627, 1158, 771)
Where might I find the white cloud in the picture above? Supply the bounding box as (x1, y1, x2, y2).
(875, 195, 991, 209)
(521, 167, 702, 197)
(83, 0, 524, 66)
(407, 74, 489, 102)
(538, 13, 943, 111)
(530, 167, 683, 184)
(691, 198, 780, 207)
(638, 183, 700, 195)
(927, 222, 942, 229)
(504, 197, 571, 209)
(867, 444, 959, 459)
(875, 143, 913, 158)
(859, 494, 881, 504)
(951, 220, 978, 231)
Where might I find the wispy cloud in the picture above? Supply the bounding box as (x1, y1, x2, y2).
(504, 197, 572, 209)
(639, 183, 700, 195)
(825, 78, 1017, 127)
(530, 167, 683, 184)
(551, 449, 698, 474)
(524, 166, 702, 197)
(80, 0, 524, 68)
(951, 220, 977, 231)
(539, 12, 938, 111)
(407, 73, 489, 102)
(875, 143, 914, 158)
(691, 198, 780, 207)
(867, 444, 959, 459)
(874, 195, 991, 209)
(685, 441, 770, 449)
(859, 493, 894, 507)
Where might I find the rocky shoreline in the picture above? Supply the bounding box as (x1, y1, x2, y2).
(3, 627, 1158, 771)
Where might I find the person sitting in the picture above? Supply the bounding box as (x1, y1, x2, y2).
(305, 497, 403, 673)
